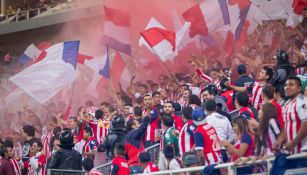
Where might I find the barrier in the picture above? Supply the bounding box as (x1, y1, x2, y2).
(47, 169, 85, 175)
(133, 152, 307, 175)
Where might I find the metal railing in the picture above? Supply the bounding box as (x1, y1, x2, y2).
(47, 169, 85, 175)
(95, 143, 161, 175)
(133, 152, 307, 175)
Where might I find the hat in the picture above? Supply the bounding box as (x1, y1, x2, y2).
(184, 154, 199, 166)
(237, 64, 246, 74)
(192, 108, 206, 126)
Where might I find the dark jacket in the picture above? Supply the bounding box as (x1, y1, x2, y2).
(98, 127, 128, 160)
(49, 149, 82, 170)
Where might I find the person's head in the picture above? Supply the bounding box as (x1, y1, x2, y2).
(0, 146, 10, 158)
(163, 145, 175, 160)
(183, 153, 199, 168)
(21, 125, 35, 139)
(182, 89, 191, 100)
(151, 83, 159, 92)
(303, 6, 307, 19)
(201, 85, 217, 102)
(45, 121, 56, 132)
(220, 77, 231, 92)
(258, 66, 273, 82)
(139, 84, 148, 95)
(67, 117, 78, 130)
(210, 69, 220, 79)
(204, 99, 217, 114)
(285, 76, 302, 98)
(85, 100, 94, 108)
(192, 108, 206, 126)
(114, 143, 125, 157)
(105, 106, 116, 118)
(83, 126, 93, 140)
(161, 113, 174, 129)
(95, 109, 104, 120)
(29, 138, 43, 155)
(100, 102, 110, 112)
(111, 114, 125, 128)
(133, 107, 142, 117)
(274, 86, 285, 100)
(180, 84, 190, 94)
(52, 134, 61, 151)
(123, 104, 132, 116)
(3, 140, 14, 159)
(232, 116, 249, 136)
(159, 74, 168, 86)
(59, 130, 74, 149)
(163, 101, 174, 114)
(188, 95, 201, 107)
(139, 151, 151, 165)
(182, 106, 193, 123)
(152, 91, 161, 105)
(143, 94, 153, 108)
(235, 92, 249, 108)
(173, 102, 181, 112)
(126, 119, 140, 131)
(82, 158, 94, 172)
(237, 64, 247, 75)
(262, 84, 275, 102)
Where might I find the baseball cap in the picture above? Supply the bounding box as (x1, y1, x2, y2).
(184, 154, 199, 166)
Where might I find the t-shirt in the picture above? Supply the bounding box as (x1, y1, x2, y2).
(232, 132, 254, 161)
(111, 156, 129, 175)
(161, 127, 179, 156)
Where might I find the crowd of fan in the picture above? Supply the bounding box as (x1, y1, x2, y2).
(0, 9, 307, 175)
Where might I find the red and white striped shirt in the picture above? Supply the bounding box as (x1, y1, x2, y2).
(261, 119, 281, 156)
(246, 81, 265, 110)
(10, 159, 21, 175)
(89, 118, 109, 144)
(144, 108, 159, 142)
(41, 132, 53, 159)
(28, 152, 46, 175)
(282, 94, 307, 153)
(196, 68, 221, 90)
(179, 121, 195, 156)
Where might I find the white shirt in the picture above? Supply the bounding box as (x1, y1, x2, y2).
(206, 112, 235, 143)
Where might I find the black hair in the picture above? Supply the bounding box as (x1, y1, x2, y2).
(173, 103, 181, 112)
(201, 85, 218, 96)
(139, 152, 151, 163)
(84, 126, 93, 136)
(182, 106, 193, 120)
(95, 109, 104, 120)
(53, 126, 62, 136)
(180, 84, 190, 90)
(114, 143, 125, 156)
(262, 84, 274, 99)
(163, 145, 175, 160)
(0, 146, 8, 157)
(188, 95, 201, 106)
(82, 158, 94, 171)
(122, 96, 132, 106)
(22, 125, 36, 137)
(164, 101, 174, 108)
(236, 92, 249, 107)
(126, 119, 135, 132)
(134, 107, 142, 116)
(30, 138, 43, 150)
(263, 66, 273, 81)
(139, 84, 148, 90)
(152, 91, 160, 97)
(161, 113, 174, 127)
(205, 100, 217, 112)
(287, 76, 302, 88)
(3, 139, 13, 148)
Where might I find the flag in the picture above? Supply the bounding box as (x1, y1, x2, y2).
(18, 44, 45, 65)
(78, 53, 94, 64)
(139, 18, 190, 62)
(224, 0, 251, 56)
(84, 55, 110, 79)
(10, 41, 79, 104)
(100, 6, 131, 55)
(182, 0, 230, 37)
(286, 0, 306, 27)
(252, 0, 292, 20)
